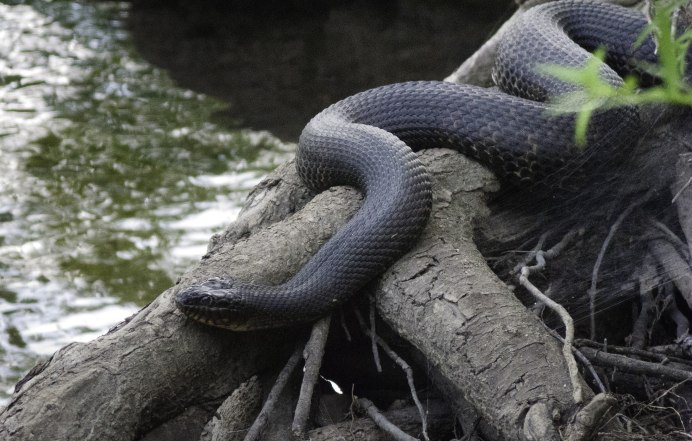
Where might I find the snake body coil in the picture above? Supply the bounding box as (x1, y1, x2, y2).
(176, 0, 658, 330)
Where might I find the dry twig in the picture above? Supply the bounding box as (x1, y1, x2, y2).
(339, 309, 352, 342)
(369, 295, 383, 373)
(355, 310, 430, 441)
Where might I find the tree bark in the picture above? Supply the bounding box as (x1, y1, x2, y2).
(3, 1, 692, 440)
(375, 150, 589, 441)
(0, 147, 591, 441)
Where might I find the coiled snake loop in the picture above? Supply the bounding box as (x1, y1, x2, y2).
(176, 0, 660, 330)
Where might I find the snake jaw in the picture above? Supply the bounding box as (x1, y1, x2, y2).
(175, 278, 251, 329)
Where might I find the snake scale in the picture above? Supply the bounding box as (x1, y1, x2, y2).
(175, 0, 660, 330)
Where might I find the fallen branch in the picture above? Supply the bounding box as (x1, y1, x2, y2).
(575, 340, 692, 368)
(578, 347, 692, 383)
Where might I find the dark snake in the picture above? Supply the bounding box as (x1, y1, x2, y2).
(175, 0, 661, 330)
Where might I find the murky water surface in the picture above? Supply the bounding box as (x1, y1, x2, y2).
(0, 0, 292, 402)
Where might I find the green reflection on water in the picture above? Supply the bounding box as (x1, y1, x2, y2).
(0, 0, 291, 400)
(10, 0, 280, 302)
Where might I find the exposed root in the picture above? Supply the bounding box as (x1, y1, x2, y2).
(202, 375, 262, 441)
(674, 153, 692, 256)
(563, 393, 618, 441)
(547, 327, 607, 394)
(518, 228, 584, 403)
(667, 302, 691, 341)
(308, 399, 453, 441)
(648, 218, 690, 262)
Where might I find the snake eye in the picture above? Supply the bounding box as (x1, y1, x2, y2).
(199, 294, 215, 306)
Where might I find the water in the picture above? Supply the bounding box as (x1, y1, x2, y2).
(0, 0, 512, 405)
(0, 0, 293, 402)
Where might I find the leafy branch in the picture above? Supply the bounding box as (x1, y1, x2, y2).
(540, 0, 692, 145)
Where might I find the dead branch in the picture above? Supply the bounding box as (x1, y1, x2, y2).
(578, 347, 692, 383)
(292, 316, 331, 439)
(575, 340, 692, 368)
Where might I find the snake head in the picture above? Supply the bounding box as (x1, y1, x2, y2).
(175, 277, 251, 329)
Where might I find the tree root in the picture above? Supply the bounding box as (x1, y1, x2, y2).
(518, 228, 584, 403)
(3, 2, 692, 440)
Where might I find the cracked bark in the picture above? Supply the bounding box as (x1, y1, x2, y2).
(371, 153, 587, 438)
(0, 148, 591, 441)
(2, 1, 692, 440)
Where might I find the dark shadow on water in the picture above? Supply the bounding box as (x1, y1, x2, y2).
(128, 0, 515, 140)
